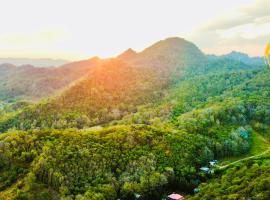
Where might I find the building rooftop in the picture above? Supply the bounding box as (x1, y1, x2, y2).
(168, 193, 184, 200)
(200, 167, 210, 172)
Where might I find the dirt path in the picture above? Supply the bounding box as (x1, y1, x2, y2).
(217, 148, 270, 170)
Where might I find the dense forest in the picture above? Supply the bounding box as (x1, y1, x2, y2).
(190, 159, 270, 199)
(0, 37, 269, 199)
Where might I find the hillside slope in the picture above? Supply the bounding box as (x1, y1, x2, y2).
(0, 37, 269, 200)
(0, 59, 164, 131)
(0, 57, 102, 101)
(120, 37, 207, 81)
(0, 38, 208, 131)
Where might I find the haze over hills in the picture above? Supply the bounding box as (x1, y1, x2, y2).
(0, 37, 265, 132)
(208, 51, 264, 66)
(0, 37, 269, 200)
(222, 51, 264, 65)
(1, 37, 263, 102)
(0, 58, 70, 68)
(0, 57, 103, 101)
(0, 37, 206, 101)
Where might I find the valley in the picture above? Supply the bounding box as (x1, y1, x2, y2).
(0, 37, 269, 200)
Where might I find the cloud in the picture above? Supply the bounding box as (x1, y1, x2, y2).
(194, 30, 270, 56)
(241, 0, 269, 17)
(191, 0, 270, 56)
(203, 0, 270, 31)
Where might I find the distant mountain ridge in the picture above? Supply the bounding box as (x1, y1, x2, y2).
(208, 51, 264, 66)
(0, 58, 70, 67)
(0, 37, 207, 101)
(0, 57, 103, 100)
(0, 37, 263, 101)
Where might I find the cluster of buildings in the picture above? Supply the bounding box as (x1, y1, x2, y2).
(133, 160, 219, 200)
(199, 159, 218, 174)
(167, 160, 219, 199)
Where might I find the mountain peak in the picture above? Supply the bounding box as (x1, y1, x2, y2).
(126, 48, 136, 53)
(152, 37, 190, 47)
(159, 37, 187, 44)
(117, 48, 137, 60)
(141, 37, 203, 56)
(227, 51, 249, 57)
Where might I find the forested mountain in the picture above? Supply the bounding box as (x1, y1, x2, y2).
(120, 37, 207, 81)
(0, 38, 206, 131)
(208, 51, 264, 66)
(0, 37, 269, 200)
(0, 57, 103, 101)
(222, 51, 264, 66)
(0, 38, 204, 101)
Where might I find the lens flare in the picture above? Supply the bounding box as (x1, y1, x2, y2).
(265, 43, 270, 67)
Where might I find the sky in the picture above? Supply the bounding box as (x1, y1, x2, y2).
(0, 0, 269, 60)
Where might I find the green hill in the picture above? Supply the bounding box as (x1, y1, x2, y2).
(0, 57, 103, 101)
(0, 37, 269, 200)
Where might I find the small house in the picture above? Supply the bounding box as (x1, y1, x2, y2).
(209, 160, 218, 166)
(168, 193, 184, 200)
(134, 193, 141, 199)
(200, 167, 210, 173)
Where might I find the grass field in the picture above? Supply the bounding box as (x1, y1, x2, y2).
(219, 131, 270, 166)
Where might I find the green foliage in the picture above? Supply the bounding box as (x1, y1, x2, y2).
(190, 160, 270, 200)
(0, 124, 238, 199)
(0, 39, 269, 199)
(0, 59, 165, 132)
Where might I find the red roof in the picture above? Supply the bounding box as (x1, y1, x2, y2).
(168, 193, 184, 200)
